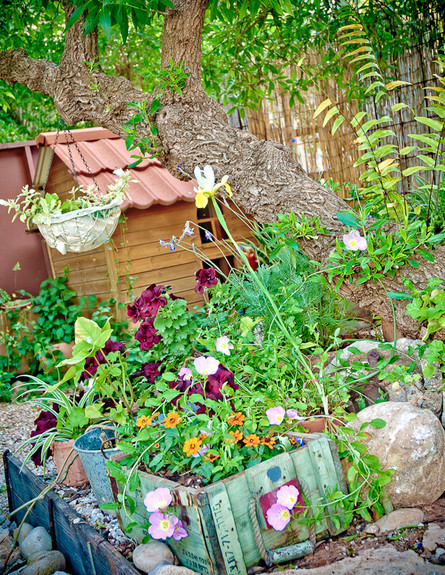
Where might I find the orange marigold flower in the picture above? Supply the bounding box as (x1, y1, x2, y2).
(164, 412, 182, 428)
(154, 443, 160, 449)
(243, 434, 260, 448)
(227, 412, 245, 426)
(203, 453, 219, 462)
(228, 430, 243, 443)
(136, 415, 150, 428)
(289, 437, 297, 445)
(183, 437, 203, 457)
(197, 432, 208, 442)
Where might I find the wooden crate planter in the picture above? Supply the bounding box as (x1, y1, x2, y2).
(111, 433, 347, 575)
(3, 451, 139, 575)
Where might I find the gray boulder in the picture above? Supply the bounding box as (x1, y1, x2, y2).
(132, 541, 175, 573)
(350, 402, 445, 508)
(20, 526, 52, 559)
(22, 550, 66, 575)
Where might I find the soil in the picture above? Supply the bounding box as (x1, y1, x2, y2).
(1, 400, 444, 573)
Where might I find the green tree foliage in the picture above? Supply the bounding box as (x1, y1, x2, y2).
(1, 0, 443, 141)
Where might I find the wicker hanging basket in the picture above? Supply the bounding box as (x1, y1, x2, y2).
(33, 198, 122, 255)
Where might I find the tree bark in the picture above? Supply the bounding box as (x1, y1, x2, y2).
(0, 0, 443, 339)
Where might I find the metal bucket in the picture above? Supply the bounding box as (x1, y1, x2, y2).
(73, 428, 120, 513)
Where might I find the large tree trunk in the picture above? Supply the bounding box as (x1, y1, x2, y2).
(0, 0, 443, 339)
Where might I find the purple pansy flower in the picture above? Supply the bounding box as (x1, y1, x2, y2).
(135, 318, 161, 351)
(195, 268, 219, 294)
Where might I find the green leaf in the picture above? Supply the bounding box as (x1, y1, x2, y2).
(99, 7, 112, 40)
(418, 249, 434, 262)
(415, 116, 443, 132)
(385, 291, 412, 300)
(331, 115, 345, 135)
(408, 259, 420, 268)
(85, 403, 104, 419)
(313, 98, 332, 119)
(336, 210, 360, 228)
(370, 418, 386, 429)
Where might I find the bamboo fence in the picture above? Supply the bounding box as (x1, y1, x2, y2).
(246, 46, 440, 198)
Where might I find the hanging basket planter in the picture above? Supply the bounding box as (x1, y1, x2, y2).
(33, 198, 122, 255)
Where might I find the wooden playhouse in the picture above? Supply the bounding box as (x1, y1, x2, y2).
(32, 128, 252, 314)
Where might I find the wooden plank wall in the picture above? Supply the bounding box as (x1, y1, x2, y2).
(42, 155, 254, 321)
(113, 201, 254, 315)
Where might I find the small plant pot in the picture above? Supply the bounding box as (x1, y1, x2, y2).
(52, 439, 89, 487)
(73, 428, 121, 513)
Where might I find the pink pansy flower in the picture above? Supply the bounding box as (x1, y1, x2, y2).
(194, 356, 220, 376)
(216, 336, 234, 356)
(148, 512, 175, 540)
(171, 516, 188, 541)
(266, 406, 286, 425)
(343, 230, 367, 251)
(143, 487, 172, 512)
(178, 367, 193, 380)
(276, 485, 300, 510)
(286, 409, 305, 422)
(266, 503, 291, 531)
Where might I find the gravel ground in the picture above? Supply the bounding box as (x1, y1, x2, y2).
(0, 400, 133, 559)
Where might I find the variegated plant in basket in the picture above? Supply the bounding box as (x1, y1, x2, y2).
(0, 169, 134, 254)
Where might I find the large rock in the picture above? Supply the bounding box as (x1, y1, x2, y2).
(20, 526, 52, 559)
(132, 541, 174, 573)
(21, 550, 66, 575)
(334, 339, 443, 417)
(364, 508, 424, 534)
(280, 545, 445, 574)
(350, 402, 445, 508)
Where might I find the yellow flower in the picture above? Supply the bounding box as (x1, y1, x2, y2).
(228, 430, 243, 443)
(183, 437, 203, 457)
(261, 435, 277, 449)
(243, 434, 260, 448)
(227, 412, 245, 426)
(164, 412, 182, 428)
(136, 415, 150, 428)
(193, 166, 232, 209)
(203, 453, 219, 462)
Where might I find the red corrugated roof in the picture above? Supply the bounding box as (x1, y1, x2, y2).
(36, 128, 196, 210)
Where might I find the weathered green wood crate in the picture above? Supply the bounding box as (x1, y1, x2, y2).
(110, 433, 347, 575)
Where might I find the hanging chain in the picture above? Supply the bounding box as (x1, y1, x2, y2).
(63, 126, 102, 194)
(41, 120, 62, 193)
(41, 118, 102, 195)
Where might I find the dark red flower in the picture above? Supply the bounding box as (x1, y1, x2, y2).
(135, 362, 162, 384)
(206, 365, 238, 400)
(194, 268, 218, 294)
(135, 319, 161, 351)
(127, 284, 168, 323)
(168, 364, 235, 414)
(30, 409, 58, 466)
(80, 339, 125, 380)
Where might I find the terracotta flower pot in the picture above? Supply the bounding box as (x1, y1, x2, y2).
(52, 439, 89, 487)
